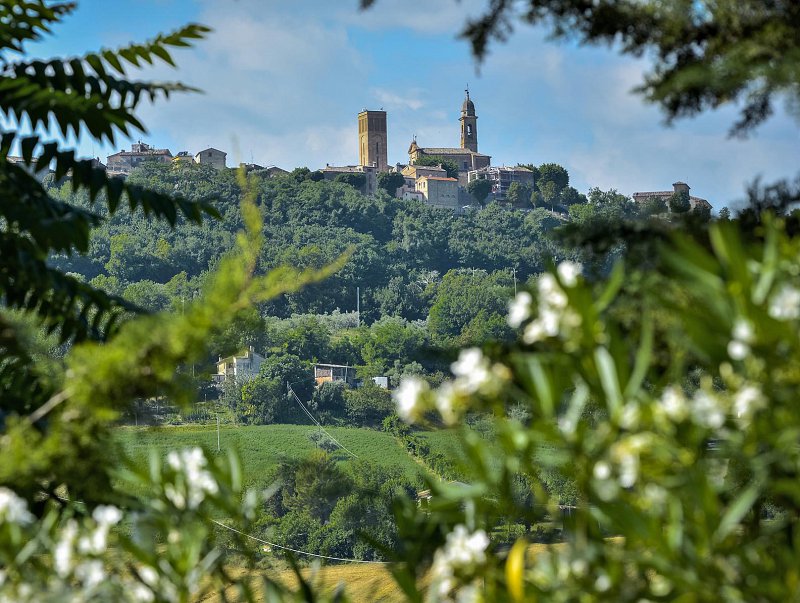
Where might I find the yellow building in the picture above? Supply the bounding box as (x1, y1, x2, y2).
(416, 176, 459, 210)
(358, 110, 388, 171)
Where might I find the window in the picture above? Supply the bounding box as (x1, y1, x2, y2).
(467, 124, 473, 137)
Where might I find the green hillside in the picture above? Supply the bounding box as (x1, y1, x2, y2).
(114, 424, 454, 487)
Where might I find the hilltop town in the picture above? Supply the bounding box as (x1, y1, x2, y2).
(14, 89, 712, 214)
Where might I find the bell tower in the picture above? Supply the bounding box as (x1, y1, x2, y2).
(460, 89, 478, 153)
(358, 109, 388, 171)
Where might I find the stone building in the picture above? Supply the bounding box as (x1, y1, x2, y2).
(106, 142, 172, 177)
(321, 164, 379, 196)
(408, 91, 491, 186)
(632, 181, 712, 212)
(358, 109, 388, 171)
(194, 147, 227, 170)
(467, 165, 535, 200)
(416, 175, 459, 210)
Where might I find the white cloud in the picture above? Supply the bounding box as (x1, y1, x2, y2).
(372, 88, 425, 111)
(339, 0, 487, 35)
(66, 0, 797, 205)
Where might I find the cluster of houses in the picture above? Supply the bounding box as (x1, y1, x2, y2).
(6, 88, 711, 213)
(105, 142, 228, 177)
(313, 89, 712, 213)
(213, 347, 388, 391)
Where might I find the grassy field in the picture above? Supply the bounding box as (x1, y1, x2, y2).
(114, 424, 440, 488)
(201, 542, 568, 602)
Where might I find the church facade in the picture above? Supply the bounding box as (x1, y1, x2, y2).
(408, 91, 491, 186)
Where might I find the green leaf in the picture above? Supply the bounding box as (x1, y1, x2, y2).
(595, 346, 623, 415)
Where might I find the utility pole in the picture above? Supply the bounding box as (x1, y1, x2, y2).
(356, 286, 360, 327)
(511, 266, 518, 296)
(216, 413, 221, 453)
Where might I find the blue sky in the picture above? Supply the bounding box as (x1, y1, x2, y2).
(25, 0, 800, 209)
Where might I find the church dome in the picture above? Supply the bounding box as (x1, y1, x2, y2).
(462, 91, 475, 116)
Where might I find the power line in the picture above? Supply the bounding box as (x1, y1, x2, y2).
(286, 385, 360, 459)
(51, 496, 387, 565)
(211, 519, 389, 564)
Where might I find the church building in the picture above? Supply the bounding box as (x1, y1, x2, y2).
(408, 90, 491, 185)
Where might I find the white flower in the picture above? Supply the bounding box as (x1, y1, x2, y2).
(727, 340, 750, 360)
(594, 572, 611, 592)
(93, 505, 122, 527)
(455, 583, 482, 603)
(164, 485, 186, 510)
(538, 273, 567, 308)
(733, 384, 765, 424)
(728, 319, 754, 360)
(538, 307, 561, 336)
(451, 348, 492, 393)
(522, 320, 547, 344)
(507, 291, 532, 328)
(441, 525, 489, 568)
(78, 528, 106, 555)
(620, 403, 640, 429)
(691, 390, 726, 429)
(732, 319, 754, 343)
(660, 387, 688, 421)
(138, 566, 159, 588)
(165, 448, 219, 509)
(642, 484, 667, 509)
(0, 488, 34, 525)
(393, 377, 429, 423)
(617, 453, 639, 488)
(76, 560, 105, 589)
(557, 261, 582, 287)
(55, 520, 78, 578)
(435, 382, 460, 426)
(769, 285, 800, 320)
(593, 461, 612, 481)
(78, 505, 123, 554)
(129, 583, 155, 603)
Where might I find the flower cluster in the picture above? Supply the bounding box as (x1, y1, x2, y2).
(727, 319, 754, 361)
(164, 448, 219, 510)
(393, 349, 510, 425)
(657, 381, 765, 430)
(507, 261, 583, 344)
(430, 525, 489, 602)
(592, 433, 653, 501)
(0, 488, 34, 526)
(768, 284, 800, 320)
(48, 504, 128, 599)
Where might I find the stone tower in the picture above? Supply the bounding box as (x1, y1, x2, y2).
(460, 90, 478, 153)
(358, 110, 388, 171)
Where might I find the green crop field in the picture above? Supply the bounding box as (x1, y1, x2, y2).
(114, 424, 431, 488)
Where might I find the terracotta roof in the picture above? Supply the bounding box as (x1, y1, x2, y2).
(419, 176, 458, 182)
